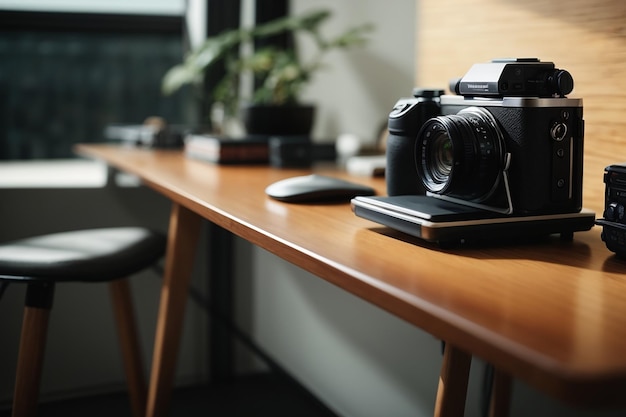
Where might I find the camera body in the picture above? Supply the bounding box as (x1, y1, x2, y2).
(386, 58, 584, 216)
(596, 164, 626, 257)
(387, 88, 444, 196)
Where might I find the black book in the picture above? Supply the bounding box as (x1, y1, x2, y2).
(184, 134, 270, 164)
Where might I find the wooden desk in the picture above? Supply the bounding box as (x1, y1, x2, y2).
(76, 144, 626, 417)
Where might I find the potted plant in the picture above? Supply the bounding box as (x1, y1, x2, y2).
(161, 9, 373, 136)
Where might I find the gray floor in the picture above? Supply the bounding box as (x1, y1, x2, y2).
(0, 372, 340, 417)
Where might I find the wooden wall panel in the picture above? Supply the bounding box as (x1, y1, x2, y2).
(417, 0, 626, 213)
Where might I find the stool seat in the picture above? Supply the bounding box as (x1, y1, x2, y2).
(1, 226, 167, 417)
(0, 227, 166, 282)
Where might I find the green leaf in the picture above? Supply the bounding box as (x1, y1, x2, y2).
(162, 65, 200, 95)
(325, 23, 375, 49)
(251, 9, 331, 38)
(189, 30, 244, 69)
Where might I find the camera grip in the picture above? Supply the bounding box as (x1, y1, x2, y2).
(386, 133, 426, 196)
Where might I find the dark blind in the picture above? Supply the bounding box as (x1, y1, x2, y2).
(0, 11, 193, 159)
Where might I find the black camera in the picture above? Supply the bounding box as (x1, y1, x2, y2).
(386, 58, 584, 216)
(596, 164, 626, 257)
(354, 59, 594, 245)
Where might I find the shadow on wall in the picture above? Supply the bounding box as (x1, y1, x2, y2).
(246, 246, 445, 417)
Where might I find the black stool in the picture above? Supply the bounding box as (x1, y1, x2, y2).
(0, 227, 167, 417)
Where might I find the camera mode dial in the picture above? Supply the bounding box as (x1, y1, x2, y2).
(412, 88, 444, 99)
(550, 70, 574, 97)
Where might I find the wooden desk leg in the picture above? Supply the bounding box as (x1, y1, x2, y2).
(434, 343, 472, 417)
(489, 368, 512, 417)
(145, 203, 202, 417)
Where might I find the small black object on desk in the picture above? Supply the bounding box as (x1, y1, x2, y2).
(265, 174, 375, 203)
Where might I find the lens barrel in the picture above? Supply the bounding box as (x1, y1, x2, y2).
(415, 107, 505, 202)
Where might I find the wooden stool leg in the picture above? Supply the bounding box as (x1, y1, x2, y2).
(12, 282, 55, 417)
(489, 368, 512, 417)
(109, 278, 147, 417)
(434, 343, 472, 417)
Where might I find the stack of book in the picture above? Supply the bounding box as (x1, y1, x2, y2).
(184, 134, 270, 164)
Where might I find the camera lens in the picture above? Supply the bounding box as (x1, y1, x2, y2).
(428, 132, 454, 183)
(415, 107, 505, 202)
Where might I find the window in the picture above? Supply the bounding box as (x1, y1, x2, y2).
(0, 0, 289, 160)
(0, 5, 192, 159)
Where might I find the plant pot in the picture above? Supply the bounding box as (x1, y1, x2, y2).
(241, 104, 315, 136)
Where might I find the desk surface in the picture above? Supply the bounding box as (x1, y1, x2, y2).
(76, 144, 626, 407)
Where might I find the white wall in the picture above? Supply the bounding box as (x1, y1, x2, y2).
(290, 0, 416, 146)
(240, 246, 442, 417)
